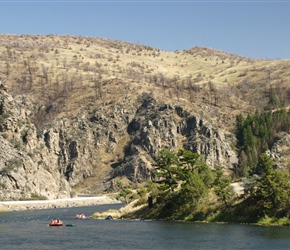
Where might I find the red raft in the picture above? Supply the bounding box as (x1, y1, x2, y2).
(49, 220, 64, 226)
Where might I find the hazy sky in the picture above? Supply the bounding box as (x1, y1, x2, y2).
(1, 0, 289, 59)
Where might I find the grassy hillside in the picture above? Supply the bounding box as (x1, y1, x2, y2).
(1, 34, 290, 133)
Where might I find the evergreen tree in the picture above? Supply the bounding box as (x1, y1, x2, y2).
(213, 166, 233, 207)
(177, 169, 208, 212)
(153, 149, 180, 192)
(152, 149, 215, 219)
(235, 108, 290, 177)
(255, 154, 290, 217)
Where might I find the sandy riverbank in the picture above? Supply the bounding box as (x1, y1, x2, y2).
(0, 196, 122, 212)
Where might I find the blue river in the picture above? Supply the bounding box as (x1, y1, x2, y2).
(0, 203, 290, 249)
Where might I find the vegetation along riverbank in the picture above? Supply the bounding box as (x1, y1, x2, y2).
(93, 148, 290, 227)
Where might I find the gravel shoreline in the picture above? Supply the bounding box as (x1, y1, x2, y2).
(0, 196, 122, 212)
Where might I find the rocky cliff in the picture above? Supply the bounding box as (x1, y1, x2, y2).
(0, 81, 239, 200)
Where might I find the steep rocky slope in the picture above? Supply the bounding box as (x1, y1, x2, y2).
(0, 34, 290, 200)
(0, 81, 238, 199)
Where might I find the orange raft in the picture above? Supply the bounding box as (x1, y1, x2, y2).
(49, 219, 64, 226)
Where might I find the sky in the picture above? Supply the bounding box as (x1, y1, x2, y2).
(0, 0, 290, 59)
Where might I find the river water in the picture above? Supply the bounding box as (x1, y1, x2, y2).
(0, 203, 290, 249)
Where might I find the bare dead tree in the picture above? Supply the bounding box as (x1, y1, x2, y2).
(5, 62, 10, 79)
(42, 64, 49, 85)
(93, 73, 103, 100)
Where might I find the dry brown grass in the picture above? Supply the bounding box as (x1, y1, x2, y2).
(1, 34, 290, 130)
(91, 199, 147, 219)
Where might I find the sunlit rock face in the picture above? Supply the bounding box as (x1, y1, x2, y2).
(0, 84, 237, 200)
